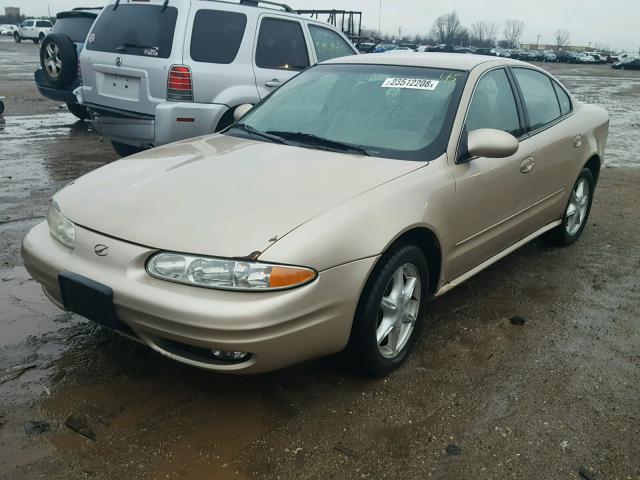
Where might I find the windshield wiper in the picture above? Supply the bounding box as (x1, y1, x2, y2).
(265, 131, 370, 156)
(116, 41, 157, 52)
(227, 123, 287, 145)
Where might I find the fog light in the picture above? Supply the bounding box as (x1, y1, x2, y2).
(211, 350, 249, 362)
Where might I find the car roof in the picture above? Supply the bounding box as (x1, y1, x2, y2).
(323, 52, 525, 71)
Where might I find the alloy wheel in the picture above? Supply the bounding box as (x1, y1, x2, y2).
(376, 263, 421, 358)
(565, 178, 589, 236)
(44, 43, 62, 79)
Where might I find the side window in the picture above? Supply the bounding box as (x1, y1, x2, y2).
(21, 20, 32, 27)
(308, 25, 354, 62)
(513, 68, 562, 130)
(36, 21, 51, 28)
(256, 18, 309, 71)
(466, 68, 520, 137)
(190, 10, 246, 64)
(552, 81, 572, 116)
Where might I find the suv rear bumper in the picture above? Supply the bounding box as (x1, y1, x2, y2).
(80, 97, 230, 147)
(34, 69, 80, 103)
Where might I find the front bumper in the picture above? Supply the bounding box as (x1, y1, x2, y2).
(21, 221, 375, 373)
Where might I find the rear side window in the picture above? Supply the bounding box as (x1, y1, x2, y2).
(190, 10, 246, 64)
(36, 21, 52, 28)
(552, 81, 572, 116)
(466, 69, 521, 137)
(256, 18, 309, 71)
(512, 68, 561, 131)
(86, 4, 178, 59)
(308, 25, 354, 62)
(52, 17, 95, 43)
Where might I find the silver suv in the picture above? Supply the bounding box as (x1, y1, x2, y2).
(75, 0, 358, 156)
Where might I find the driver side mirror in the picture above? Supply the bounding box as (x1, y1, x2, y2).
(233, 104, 253, 122)
(467, 128, 519, 159)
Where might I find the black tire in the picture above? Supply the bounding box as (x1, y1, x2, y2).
(346, 244, 429, 376)
(111, 141, 145, 158)
(547, 168, 595, 246)
(66, 101, 89, 120)
(40, 34, 78, 88)
(215, 107, 236, 132)
(0, 100, 4, 116)
(13, 32, 20, 43)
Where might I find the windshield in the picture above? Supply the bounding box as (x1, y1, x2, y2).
(233, 64, 467, 161)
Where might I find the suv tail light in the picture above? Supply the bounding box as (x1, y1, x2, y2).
(167, 65, 193, 102)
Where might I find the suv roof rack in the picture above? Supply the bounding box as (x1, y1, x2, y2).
(71, 7, 103, 10)
(238, 0, 295, 13)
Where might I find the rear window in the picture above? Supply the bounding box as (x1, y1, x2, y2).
(36, 21, 52, 28)
(86, 4, 178, 59)
(190, 10, 246, 64)
(52, 17, 95, 43)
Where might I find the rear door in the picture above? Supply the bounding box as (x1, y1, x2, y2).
(252, 15, 310, 99)
(81, 1, 187, 115)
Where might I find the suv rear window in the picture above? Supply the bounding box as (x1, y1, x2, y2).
(86, 4, 178, 59)
(190, 10, 246, 64)
(52, 16, 95, 43)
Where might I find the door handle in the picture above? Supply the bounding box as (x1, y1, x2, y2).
(573, 134, 583, 148)
(520, 157, 535, 174)
(264, 79, 282, 88)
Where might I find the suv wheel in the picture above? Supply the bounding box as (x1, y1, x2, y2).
(13, 32, 20, 43)
(548, 168, 595, 246)
(346, 244, 429, 376)
(40, 34, 78, 88)
(66, 101, 89, 121)
(111, 141, 145, 158)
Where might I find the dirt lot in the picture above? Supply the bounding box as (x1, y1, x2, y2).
(0, 36, 639, 480)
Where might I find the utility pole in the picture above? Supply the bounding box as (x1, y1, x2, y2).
(48, 5, 51, 17)
(398, 26, 401, 41)
(588, 41, 592, 50)
(378, 0, 382, 36)
(536, 34, 541, 49)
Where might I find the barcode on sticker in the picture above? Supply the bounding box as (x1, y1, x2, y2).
(381, 78, 439, 90)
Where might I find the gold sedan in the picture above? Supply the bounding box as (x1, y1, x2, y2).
(22, 53, 609, 375)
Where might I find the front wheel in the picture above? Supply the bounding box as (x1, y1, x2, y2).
(111, 141, 145, 158)
(346, 244, 429, 376)
(548, 168, 595, 246)
(13, 32, 21, 43)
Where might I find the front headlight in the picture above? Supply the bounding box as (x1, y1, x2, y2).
(47, 200, 76, 249)
(146, 252, 317, 291)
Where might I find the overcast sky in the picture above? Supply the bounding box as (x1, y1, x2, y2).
(3, 0, 639, 51)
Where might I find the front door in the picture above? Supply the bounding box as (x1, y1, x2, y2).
(448, 67, 536, 279)
(252, 15, 310, 99)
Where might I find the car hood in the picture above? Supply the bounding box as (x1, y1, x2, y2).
(55, 134, 425, 258)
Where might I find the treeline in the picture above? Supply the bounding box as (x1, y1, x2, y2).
(364, 11, 576, 49)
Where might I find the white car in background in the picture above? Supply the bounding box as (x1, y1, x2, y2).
(0, 24, 18, 35)
(13, 19, 53, 44)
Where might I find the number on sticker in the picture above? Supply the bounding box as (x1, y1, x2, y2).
(381, 78, 439, 90)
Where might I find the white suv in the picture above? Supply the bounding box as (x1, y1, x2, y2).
(14, 19, 53, 44)
(75, 0, 358, 156)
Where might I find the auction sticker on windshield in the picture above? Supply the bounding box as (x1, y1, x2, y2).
(381, 78, 439, 90)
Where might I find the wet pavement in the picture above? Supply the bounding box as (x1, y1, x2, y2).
(1, 37, 639, 479)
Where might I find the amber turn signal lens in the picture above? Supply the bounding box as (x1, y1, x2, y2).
(269, 266, 317, 288)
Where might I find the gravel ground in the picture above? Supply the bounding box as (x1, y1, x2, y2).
(0, 37, 639, 480)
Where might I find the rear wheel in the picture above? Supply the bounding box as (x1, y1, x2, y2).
(548, 168, 594, 246)
(66, 101, 89, 121)
(13, 32, 20, 43)
(346, 244, 429, 376)
(111, 141, 145, 158)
